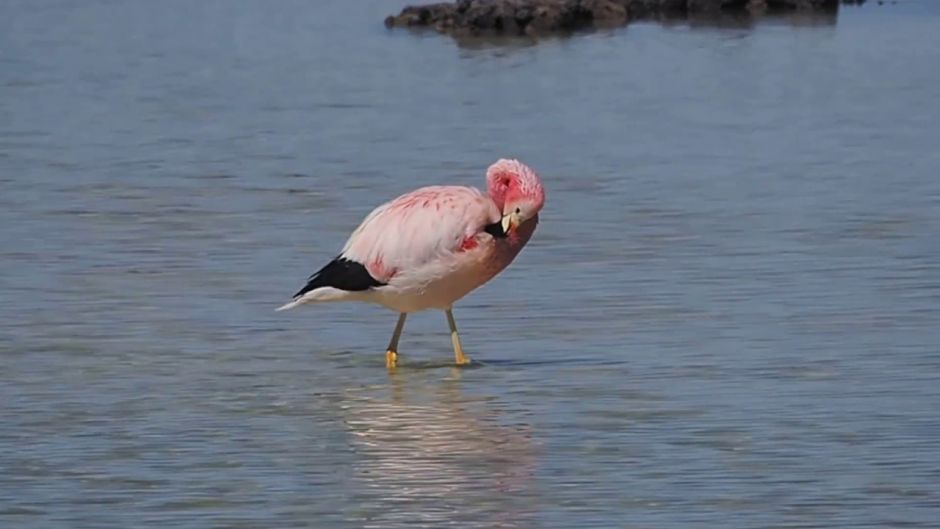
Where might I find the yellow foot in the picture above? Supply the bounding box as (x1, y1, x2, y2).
(454, 353, 472, 367)
(385, 350, 399, 369)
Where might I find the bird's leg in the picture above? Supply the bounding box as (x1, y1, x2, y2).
(445, 308, 471, 366)
(385, 313, 407, 369)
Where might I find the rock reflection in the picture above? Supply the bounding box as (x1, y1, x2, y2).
(340, 369, 537, 528)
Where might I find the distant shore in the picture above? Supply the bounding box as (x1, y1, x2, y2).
(385, 0, 869, 37)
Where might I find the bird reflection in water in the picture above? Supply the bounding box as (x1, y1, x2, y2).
(341, 368, 538, 528)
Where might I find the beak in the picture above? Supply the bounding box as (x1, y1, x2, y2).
(501, 211, 522, 235)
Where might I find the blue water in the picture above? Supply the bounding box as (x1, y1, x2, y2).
(2, 1, 939, 527)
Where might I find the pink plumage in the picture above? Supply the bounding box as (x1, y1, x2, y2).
(278, 158, 546, 367)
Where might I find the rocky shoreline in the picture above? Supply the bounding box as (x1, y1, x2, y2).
(385, 0, 860, 37)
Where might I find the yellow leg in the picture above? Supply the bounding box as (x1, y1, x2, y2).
(445, 308, 471, 366)
(385, 313, 407, 369)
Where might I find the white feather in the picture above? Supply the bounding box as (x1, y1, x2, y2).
(275, 287, 366, 311)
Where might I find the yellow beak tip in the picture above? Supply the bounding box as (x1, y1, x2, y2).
(501, 216, 513, 234)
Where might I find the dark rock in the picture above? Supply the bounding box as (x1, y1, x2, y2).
(626, 0, 688, 18)
(384, 3, 455, 28)
(385, 0, 843, 36)
(386, 0, 631, 36)
(581, 0, 629, 27)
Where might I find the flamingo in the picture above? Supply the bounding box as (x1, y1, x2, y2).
(278, 159, 546, 368)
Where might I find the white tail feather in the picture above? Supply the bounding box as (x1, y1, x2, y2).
(275, 299, 304, 312)
(275, 287, 362, 312)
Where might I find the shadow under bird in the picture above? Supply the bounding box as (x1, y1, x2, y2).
(278, 159, 546, 368)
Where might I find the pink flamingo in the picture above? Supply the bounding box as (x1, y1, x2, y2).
(278, 159, 546, 368)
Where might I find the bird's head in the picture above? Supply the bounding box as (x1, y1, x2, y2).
(486, 158, 545, 235)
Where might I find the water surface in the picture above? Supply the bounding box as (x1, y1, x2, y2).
(2, 1, 940, 527)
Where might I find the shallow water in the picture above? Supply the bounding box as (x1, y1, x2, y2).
(2, 0, 940, 527)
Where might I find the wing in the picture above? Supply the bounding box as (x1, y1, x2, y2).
(290, 256, 385, 299)
(340, 185, 501, 281)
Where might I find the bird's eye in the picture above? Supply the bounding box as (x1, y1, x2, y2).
(515, 207, 521, 214)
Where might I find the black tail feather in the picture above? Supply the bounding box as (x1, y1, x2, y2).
(292, 257, 386, 298)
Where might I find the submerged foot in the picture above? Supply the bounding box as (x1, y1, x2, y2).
(385, 350, 399, 369)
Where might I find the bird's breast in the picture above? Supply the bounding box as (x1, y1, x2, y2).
(374, 215, 538, 312)
(478, 214, 538, 278)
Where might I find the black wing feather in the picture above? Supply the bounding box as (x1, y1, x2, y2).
(483, 220, 508, 239)
(292, 257, 385, 299)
